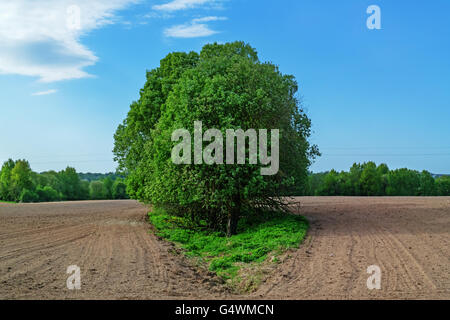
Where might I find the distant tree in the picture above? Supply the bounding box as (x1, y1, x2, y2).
(299, 163, 446, 197)
(318, 170, 340, 196)
(78, 172, 122, 182)
(1, 159, 130, 202)
(348, 163, 363, 196)
(386, 168, 420, 196)
(36, 186, 60, 202)
(102, 177, 114, 199)
(19, 189, 39, 203)
(418, 171, 436, 196)
(436, 176, 450, 196)
(360, 162, 383, 196)
(40, 171, 63, 194)
(80, 180, 90, 200)
(377, 163, 389, 195)
(0, 159, 15, 201)
(89, 181, 104, 200)
(377, 163, 389, 175)
(337, 171, 353, 196)
(306, 172, 327, 196)
(112, 179, 128, 199)
(10, 160, 34, 201)
(58, 167, 82, 200)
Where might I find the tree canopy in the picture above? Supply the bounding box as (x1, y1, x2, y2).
(114, 41, 319, 236)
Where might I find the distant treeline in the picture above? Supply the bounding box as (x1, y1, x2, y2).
(306, 162, 450, 196)
(0, 159, 128, 203)
(78, 172, 124, 182)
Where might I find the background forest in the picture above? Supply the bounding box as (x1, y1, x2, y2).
(306, 161, 450, 196)
(0, 159, 128, 203)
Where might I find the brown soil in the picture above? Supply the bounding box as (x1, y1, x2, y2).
(252, 197, 450, 300)
(0, 197, 449, 299)
(0, 200, 227, 299)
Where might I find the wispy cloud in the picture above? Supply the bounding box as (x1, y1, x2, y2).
(0, 0, 139, 83)
(153, 0, 214, 12)
(164, 15, 226, 38)
(32, 89, 57, 96)
(164, 23, 215, 38)
(192, 16, 227, 23)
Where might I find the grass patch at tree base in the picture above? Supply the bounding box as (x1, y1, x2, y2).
(148, 207, 308, 292)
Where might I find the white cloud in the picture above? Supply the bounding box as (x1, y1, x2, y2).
(192, 16, 227, 23)
(164, 23, 217, 38)
(164, 15, 226, 38)
(32, 89, 57, 96)
(153, 0, 213, 12)
(0, 0, 139, 83)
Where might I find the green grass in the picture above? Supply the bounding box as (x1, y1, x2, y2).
(148, 208, 308, 290)
(0, 200, 16, 204)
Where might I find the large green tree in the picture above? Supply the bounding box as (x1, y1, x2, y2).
(114, 42, 319, 236)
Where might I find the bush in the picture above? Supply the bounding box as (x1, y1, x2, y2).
(19, 189, 39, 203)
(36, 186, 60, 202)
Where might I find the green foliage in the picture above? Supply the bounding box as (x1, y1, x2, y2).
(114, 41, 319, 235)
(0, 159, 129, 203)
(78, 172, 123, 182)
(19, 189, 39, 203)
(89, 181, 104, 200)
(386, 168, 420, 196)
(10, 160, 34, 201)
(58, 167, 83, 200)
(317, 169, 339, 196)
(0, 159, 15, 201)
(112, 179, 128, 199)
(305, 171, 326, 196)
(436, 176, 450, 196)
(149, 208, 308, 283)
(80, 180, 90, 200)
(102, 177, 114, 199)
(360, 162, 384, 196)
(418, 171, 437, 196)
(36, 186, 61, 202)
(0, 159, 35, 202)
(307, 162, 449, 196)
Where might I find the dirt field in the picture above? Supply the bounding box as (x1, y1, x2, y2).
(0, 197, 449, 299)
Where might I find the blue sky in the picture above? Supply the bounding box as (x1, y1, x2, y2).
(0, 0, 449, 173)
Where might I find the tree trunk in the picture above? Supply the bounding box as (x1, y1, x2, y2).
(226, 194, 240, 237)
